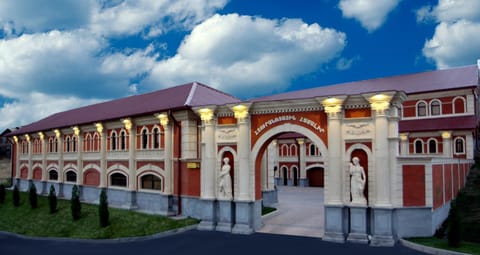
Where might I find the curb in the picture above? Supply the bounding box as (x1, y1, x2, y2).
(0, 224, 198, 244)
(400, 239, 472, 255)
(261, 208, 279, 220)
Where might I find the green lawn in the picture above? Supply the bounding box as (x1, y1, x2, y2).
(0, 190, 199, 239)
(409, 237, 480, 255)
(262, 206, 276, 215)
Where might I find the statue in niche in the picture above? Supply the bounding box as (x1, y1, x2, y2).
(349, 157, 367, 205)
(218, 157, 233, 200)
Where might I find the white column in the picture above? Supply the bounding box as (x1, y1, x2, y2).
(235, 108, 251, 201)
(297, 138, 306, 180)
(13, 137, 20, 179)
(441, 131, 452, 158)
(74, 127, 83, 185)
(39, 133, 47, 182)
(124, 119, 136, 191)
(399, 133, 409, 155)
(96, 123, 107, 188)
(157, 114, 173, 194)
(321, 98, 344, 205)
(388, 107, 400, 205)
(466, 133, 474, 159)
(26, 135, 33, 180)
(371, 100, 391, 206)
(198, 108, 216, 200)
(56, 131, 64, 183)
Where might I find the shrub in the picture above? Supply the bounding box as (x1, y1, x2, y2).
(48, 185, 57, 214)
(12, 185, 20, 207)
(0, 184, 5, 204)
(99, 188, 110, 227)
(71, 185, 81, 220)
(29, 183, 38, 209)
(448, 200, 461, 247)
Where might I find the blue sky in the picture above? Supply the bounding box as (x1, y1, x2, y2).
(0, 0, 479, 131)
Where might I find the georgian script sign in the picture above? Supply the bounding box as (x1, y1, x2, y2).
(253, 115, 325, 136)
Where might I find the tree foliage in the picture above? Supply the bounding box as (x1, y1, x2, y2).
(448, 200, 461, 247)
(0, 184, 5, 204)
(99, 188, 110, 227)
(13, 185, 20, 207)
(48, 185, 57, 214)
(29, 183, 38, 209)
(71, 185, 81, 220)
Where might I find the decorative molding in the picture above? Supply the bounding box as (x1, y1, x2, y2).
(216, 128, 238, 143)
(343, 122, 373, 139)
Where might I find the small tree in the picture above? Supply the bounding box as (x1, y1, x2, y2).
(99, 188, 110, 227)
(48, 185, 57, 214)
(448, 200, 461, 247)
(71, 185, 81, 220)
(0, 184, 5, 204)
(12, 185, 20, 207)
(29, 183, 38, 209)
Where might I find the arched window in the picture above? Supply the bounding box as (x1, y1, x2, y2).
(110, 173, 127, 187)
(428, 139, 437, 153)
(280, 144, 288, 157)
(54, 138, 58, 152)
(65, 171, 77, 182)
(120, 130, 126, 150)
(309, 144, 316, 156)
(414, 139, 423, 154)
(290, 144, 297, 157)
(111, 131, 117, 151)
(72, 136, 77, 152)
(93, 133, 99, 152)
(48, 138, 54, 153)
(454, 137, 465, 154)
(49, 170, 58, 180)
(141, 174, 162, 190)
(430, 100, 441, 116)
(66, 137, 71, 152)
(142, 129, 148, 149)
(416, 101, 427, 117)
(84, 133, 92, 152)
(453, 97, 466, 114)
(153, 127, 160, 149)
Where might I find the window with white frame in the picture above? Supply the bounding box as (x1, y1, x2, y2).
(414, 139, 423, 154)
(111, 131, 117, 151)
(141, 174, 162, 190)
(416, 101, 427, 117)
(152, 127, 160, 149)
(141, 128, 149, 149)
(430, 100, 441, 116)
(120, 130, 127, 150)
(428, 138, 438, 154)
(454, 137, 465, 154)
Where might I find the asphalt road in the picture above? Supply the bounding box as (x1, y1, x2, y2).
(0, 229, 426, 255)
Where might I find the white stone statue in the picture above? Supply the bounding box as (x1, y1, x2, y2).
(349, 157, 367, 205)
(218, 157, 233, 200)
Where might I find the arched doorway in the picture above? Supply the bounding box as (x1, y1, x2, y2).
(252, 124, 328, 237)
(307, 166, 324, 187)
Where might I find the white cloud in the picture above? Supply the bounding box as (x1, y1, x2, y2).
(90, 0, 228, 37)
(0, 0, 94, 33)
(145, 14, 346, 97)
(0, 92, 102, 131)
(336, 56, 360, 70)
(339, 0, 401, 32)
(420, 0, 480, 68)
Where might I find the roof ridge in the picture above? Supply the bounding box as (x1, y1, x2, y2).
(184, 82, 198, 106)
(194, 82, 241, 101)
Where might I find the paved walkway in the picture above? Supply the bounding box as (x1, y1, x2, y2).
(258, 186, 324, 238)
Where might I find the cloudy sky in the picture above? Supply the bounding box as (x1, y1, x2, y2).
(1, 0, 479, 131)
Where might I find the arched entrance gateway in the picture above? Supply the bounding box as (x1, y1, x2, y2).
(195, 91, 406, 246)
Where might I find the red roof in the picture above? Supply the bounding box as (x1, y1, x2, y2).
(252, 65, 479, 102)
(399, 116, 477, 132)
(11, 82, 240, 136)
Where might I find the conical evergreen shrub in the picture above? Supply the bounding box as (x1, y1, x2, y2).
(99, 188, 110, 227)
(0, 184, 5, 204)
(71, 185, 81, 220)
(48, 185, 57, 214)
(29, 183, 38, 209)
(13, 185, 20, 207)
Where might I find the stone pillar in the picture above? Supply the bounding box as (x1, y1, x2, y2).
(26, 135, 33, 182)
(347, 206, 368, 243)
(368, 93, 397, 246)
(297, 138, 307, 187)
(466, 133, 474, 159)
(39, 132, 47, 194)
(123, 119, 136, 191)
(96, 123, 107, 188)
(74, 127, 83, 186)
(399, 133, 409, 155)
(159, 115, 173, 194)
(56, 130, 64, 183)
(13, 136, 20, 180)
(197, 107, 217, 230)
(441, 131, 452, 158)
(321, 97, 346, 243)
